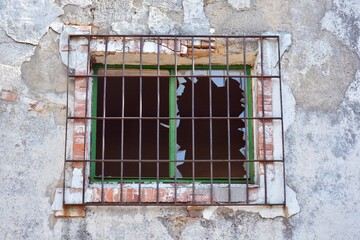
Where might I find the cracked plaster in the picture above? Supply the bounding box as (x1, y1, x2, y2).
(0, 29, 35, 67)
(227, 0, 252, 11)
(285, 72, 360, 238)
(321, 0, 360, 57)
(59, 0, 92, 8)
(1, 0, 360, 239)
(148, 7, 181, 34)
(0, 0, 63, 45)
(182, 0, 210, 34)
(22, 30, 67, 93)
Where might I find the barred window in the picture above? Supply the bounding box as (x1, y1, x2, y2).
(64, 35, 285, 206)
(91, 65, 253, 183)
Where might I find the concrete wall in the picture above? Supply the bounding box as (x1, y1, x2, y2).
(0, 0, 359, 239)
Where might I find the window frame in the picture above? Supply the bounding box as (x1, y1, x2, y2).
(62, 34, 286, 206)
(90, 64, 255, 184)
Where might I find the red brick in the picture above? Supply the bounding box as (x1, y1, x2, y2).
(75, 69, 88, 75)
(91, 188, 101, 202)
(113, 189, 120, 202)
(72, 162, 84, 168)
(125, 188, 139, 202)
(1, 91, 16, 102)
(258, 143, 274, 150)
(105, 188, 113, 202)
(55, 206, 86, 218)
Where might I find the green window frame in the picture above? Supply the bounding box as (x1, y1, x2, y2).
(90, 64, 254, 183)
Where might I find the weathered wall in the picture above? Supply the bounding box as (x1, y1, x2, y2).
(0, 0, 360, 239)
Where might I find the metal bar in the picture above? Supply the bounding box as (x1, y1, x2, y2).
(260, 36, 268, 204)
(81, 35, 91, 204)
(69, 34, 280, 38)
(156, 36, 160, 204)
(138, 37, 143, 203)
(69, 74, 281, 79)
(66, 159, 284, 163)
(226, 37, 231, 203)
(277, 36, 287, 206)
(243, 37, 249, 204)
(101, 37, 109, 204)
(65, 202, 285, 207)
(68, 116, 283, 120)
(173, 37, 178, 203)
(63, 34, 71, 206)
(120, 36, 126, 204)
(208, 36, 214, 204)
(191, 37, 195, 204)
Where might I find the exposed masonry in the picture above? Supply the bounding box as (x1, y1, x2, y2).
(1, 0, 360, 238)
(52, 26, 299, 218)
(0, 86, 17, 102)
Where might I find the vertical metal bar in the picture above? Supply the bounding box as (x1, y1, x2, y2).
(63, 35, 71, 206)
(90, 66, 98, 186)
(277, 36, 287, 206)
(120, 36, 126, 204)
(81, 35, 91, 204)
(208, 36, 213, 204)
(138, 37, 143, 203)
(173, 37, 178, 203)
(156, 37, 160, 204)
(260, 36, 268, 204)
(191, 37, 195, 203)
(101, 36, 109, 204)
(226, 37, 231, 203)
(243, 37, 249, 204)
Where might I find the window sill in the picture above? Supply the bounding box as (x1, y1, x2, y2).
(58, 183, 261, 205)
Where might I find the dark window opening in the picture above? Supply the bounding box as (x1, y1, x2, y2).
(93, 68, 248, 181)
(94, 75, 170, 178)
(177, 76, 246, 179)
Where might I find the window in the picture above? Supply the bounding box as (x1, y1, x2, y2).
(91, 65, 254, 183)
(64, 35, 286, 206)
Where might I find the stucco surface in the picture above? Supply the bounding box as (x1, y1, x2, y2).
(0, 0, 360, 239)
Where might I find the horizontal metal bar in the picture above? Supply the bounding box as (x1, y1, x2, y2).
(65, 159, 284, 163)
(68, 74, 281, 79)
(69, 34, 280, 39)
(64, 202, 285, 206)
(67, 116, 282, 120)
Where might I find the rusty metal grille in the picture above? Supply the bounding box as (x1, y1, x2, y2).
(64, 35, 285, 206)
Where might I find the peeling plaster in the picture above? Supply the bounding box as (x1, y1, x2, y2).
(202, 185, 300, 220)
(50, 19, 64, 34)
(1, 0, 360, 238)
(111, 4, 150, 34)
(22, 30, 67, 93)
(283, 30, 360, 111)
(59, 0, 92, 8)
(148, 7, 180, 34)
(59, 25, 91, 66)
(282, 81, 296, 131)
(227, 0, 252, 11)
(0, 0, 63, 45)
(0, 29, 35, 67)
(182, 0, 211, 34)
(321, 0, 360, 57)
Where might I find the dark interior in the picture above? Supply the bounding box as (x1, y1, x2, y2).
(94, 75, 246, 180)
(176, 77, 246, 179)
(95, 76, 170, 178)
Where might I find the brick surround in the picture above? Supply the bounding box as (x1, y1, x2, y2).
(55, 31, 284, 216)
